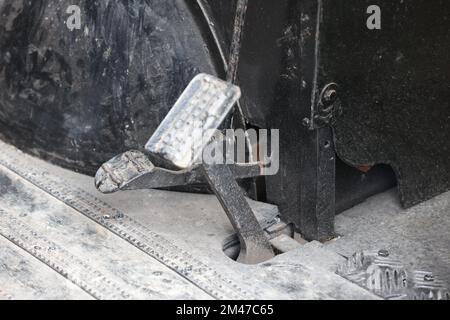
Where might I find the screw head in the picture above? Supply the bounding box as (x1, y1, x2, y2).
(378, 249, 390, 257)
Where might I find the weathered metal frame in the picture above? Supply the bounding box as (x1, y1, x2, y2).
(262, 0, 336, 241)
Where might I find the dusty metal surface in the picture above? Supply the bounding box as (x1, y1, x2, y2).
(0, 140, 379, 300)
(0, 146, 243, 299)
(0, 236, 92, 300)
(337, 251, 449, 300)
(0, 172, 210, 300)
(326, 189, 450, 291)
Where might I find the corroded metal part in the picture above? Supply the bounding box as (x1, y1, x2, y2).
(95, 150, 262, 194)
(202, 164, 275, 264)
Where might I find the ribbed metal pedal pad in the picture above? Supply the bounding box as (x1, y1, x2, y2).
(145, 73, 241, 169)
(337, 251, 450, 300)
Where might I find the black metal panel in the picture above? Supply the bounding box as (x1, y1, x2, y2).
(0, 0, 219, 175)
(232, 0, 290, 128)
(234, 0, 403, 240)
(234, 0, 336, 241)
(320, 0, 450, 207)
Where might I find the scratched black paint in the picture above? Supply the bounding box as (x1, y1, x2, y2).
(233, 0, 449, 215)
(320, 0, 450, 207)
(216, 0, 448, 238)
(0, 0, 218, 174)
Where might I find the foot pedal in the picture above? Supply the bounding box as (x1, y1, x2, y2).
(95, 74, 275, 264)
(145, 73, 241, 169)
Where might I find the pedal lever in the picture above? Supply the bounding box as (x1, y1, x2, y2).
(95, 74, 275, 264)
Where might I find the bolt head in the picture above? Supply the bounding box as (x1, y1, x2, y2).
(323, 89, 338, 104)
(378, 249, 390, 257)
(424, 274, 434, 282)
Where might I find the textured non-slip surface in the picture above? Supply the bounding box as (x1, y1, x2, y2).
(326, 189, 450, 290)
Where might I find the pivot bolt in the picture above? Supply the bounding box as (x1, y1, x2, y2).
(323, 89, 338, 105)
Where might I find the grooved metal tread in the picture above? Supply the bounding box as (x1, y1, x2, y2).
(0, 140, 379, 300)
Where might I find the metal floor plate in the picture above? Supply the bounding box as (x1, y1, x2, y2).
(326, 189, 450, 291)
(1, 137, 449, 299)
(0, 235, 92, 300)
(0, 140, 379, 300)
